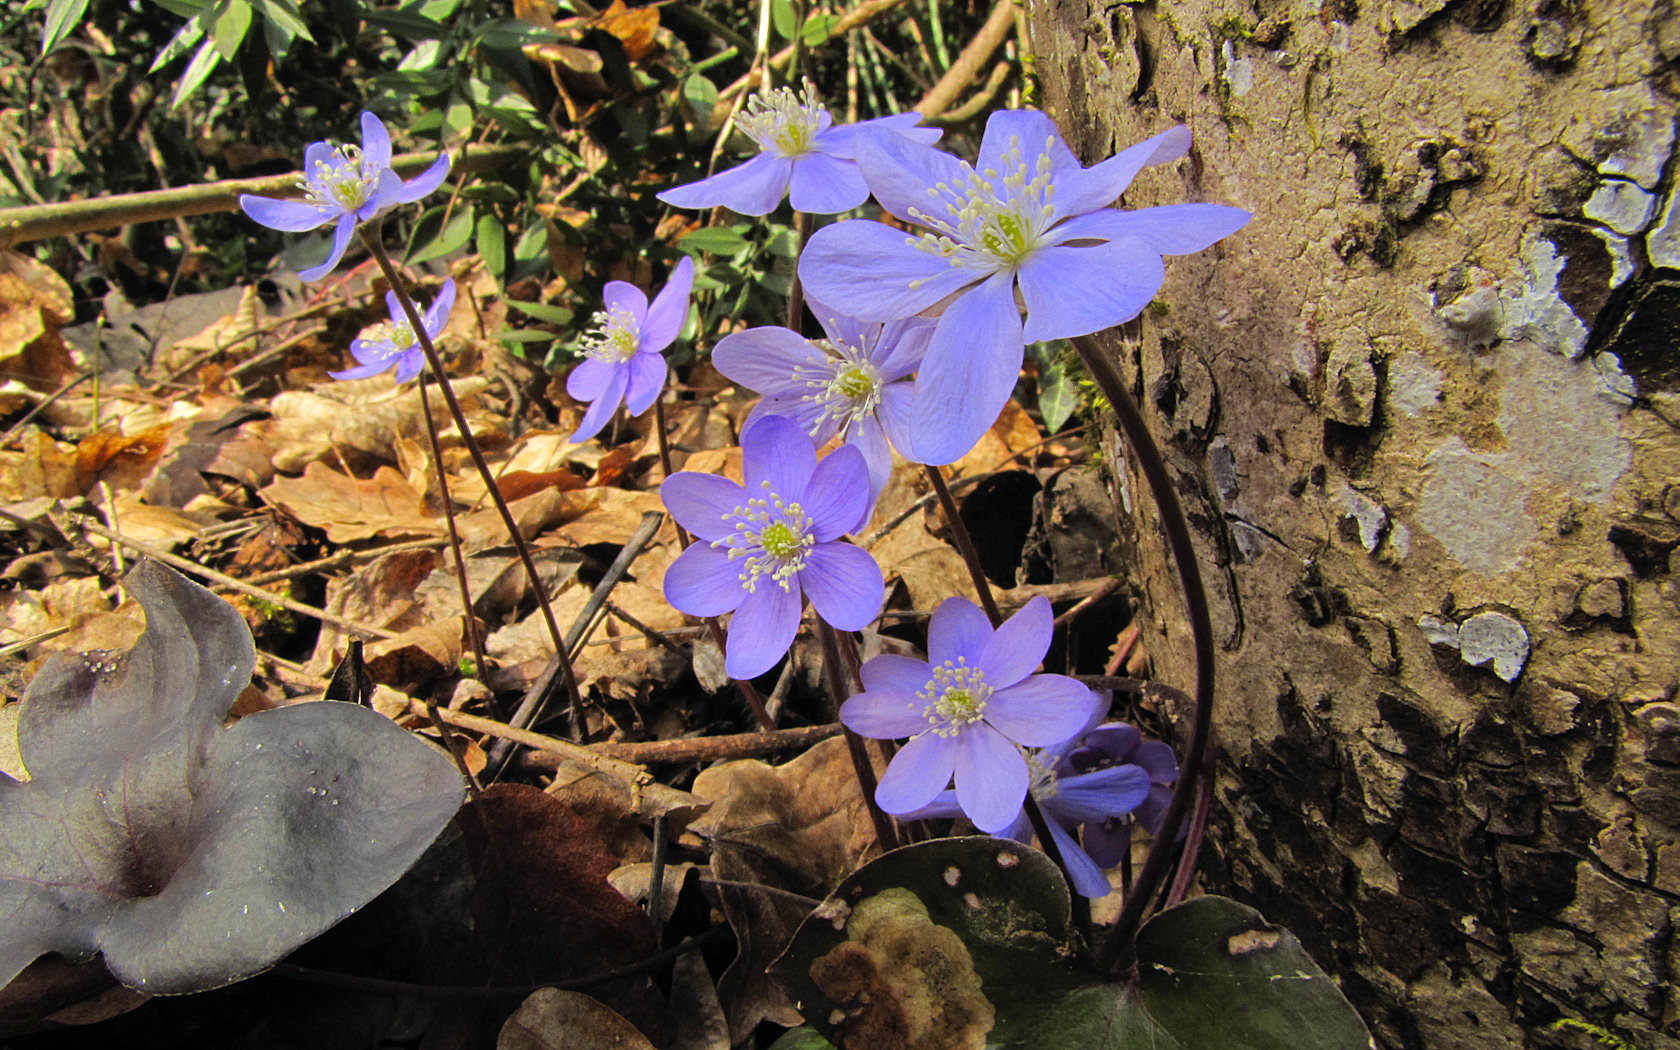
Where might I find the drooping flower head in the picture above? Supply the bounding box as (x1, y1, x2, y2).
(712, 295, 933, 492)
(799, 109, 1251, 464)
(330, 279, 455, 384)
(1063, 721, 1181, 870)
(658, 82, 941, 216)
(239, 111, 452, 281)
(662, 414, 884, 679)
(567, 256, 695, 444)
(907, 720, 1161, 898)
(839, 595, 1105, 833)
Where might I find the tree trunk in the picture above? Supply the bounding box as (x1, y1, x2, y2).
(1024, 0, 1680, 1046)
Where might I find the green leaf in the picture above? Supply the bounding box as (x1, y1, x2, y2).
(151, 0, 210, 17)
(801, 12, 839, 44)
(475, 211, 506, 279)
(473, 18, 560, 50)
(1135, 896, 1376, 1050)
(677, 224, 751, 256)
(170, 35, 224, 108)
(250, 0, 313, 44)
(398, 38, 444, 70)
(210, 0, 252, 61)
(408, 205, 475, 265)
(505, 299, 573, 326)
(681, 72, 717, 119)
(770, 0, 799, 40)
(40, 0, 90, 55)
(1036, 346, 1079, 432)
(372, 68, 453, 95)
(149, 10, 208, 73)
(362, 5, 446, 40)
(767, 1029, 837, 1050)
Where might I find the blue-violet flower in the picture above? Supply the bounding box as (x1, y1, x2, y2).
(798, 109, 1251, 464)
(908, 721, 1157, 898)
(662, 414, 883, 679)
(239, 111, 451, 282)
(329, 279, 455, 384)
(1064, 721, 1180, 870)
(711, 295, 933, 492)
(839, 595, 1105, 833)
(567, 256, 695, 444)
(657, 83, 941, 216)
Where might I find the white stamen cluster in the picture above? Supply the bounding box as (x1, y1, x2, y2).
(904, 134, 1059, 284)
(737, 82, 824, 157)
(791, 336, 885, 435)
(712, 480, 816, 593)
(918, 658, 994, 737)
(300, 144, 380, 213)
(579, 306, 641, 364)
(357, 319, 416, 360)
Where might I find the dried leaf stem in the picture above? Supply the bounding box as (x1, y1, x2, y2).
(1071, 332, 1216, 977)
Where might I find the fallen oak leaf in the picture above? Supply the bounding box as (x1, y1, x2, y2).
(262, 461, 442, 543)
(0, 560, 465, 995)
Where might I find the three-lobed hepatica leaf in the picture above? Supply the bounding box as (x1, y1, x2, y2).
(772, 837, 1374, 1050)
(0, 560, 465, 997)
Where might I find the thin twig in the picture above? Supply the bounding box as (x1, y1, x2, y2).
(415, 376, 487, 679)
(815, 620, 900, 851)
(242, 538, 450, 587)
(1072, 332, 1216, 977)
(600, 600, 690, 660)
(520, 722, 844, 768)
(425, 694, 484, 800)
(402, 698, 652, 785)
(914, 0, 1017, 119)
(924, 464, 1002, 623)
(0, 371, 91, 451)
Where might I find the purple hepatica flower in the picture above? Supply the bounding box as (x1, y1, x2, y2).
(1065, 721, 1181, 871)
(567, 256, 695, 444)
(799, 109, 1251, 464)
(908, 726, 1155, 899)
(239, 111, 452, 282)
(711, 295, 933, 492)
(662, 414, 883, 680)
(657, 83, 941, 216)
(330, 279, 455, 384)
(839, 595, 1105, 833)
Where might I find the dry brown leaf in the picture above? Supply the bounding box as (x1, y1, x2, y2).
(156, 285, 262, 377)
(75, 423, 173, 493)
(260, 376, 491, 473)
(499, 988, 655, 1050)
(95, 494, 210, 550)
(0, 704, 23, 781)
(0, 250, 75, 394)
(595, 1, 660, 60)
(363, 617, 466, 691)
(0, 433, 81, 501)
(305, 548, 441, 674)
(869, 506, 977, 612)
(950, 398, 1044, 479)
(261, 461, 442, 543)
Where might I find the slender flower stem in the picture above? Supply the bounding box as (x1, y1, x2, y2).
(414, 375, 487, 678)
(653, 397, 776, 731)
(357, 229, 586, 737)
(1165, 752, 1216, 907)
(425, 695, 484, 800)
(923, 465, 1085, 929)
(785, 210, 813, 332)
(1071, 333, 1216, 977)
(815, 619, 900, 852)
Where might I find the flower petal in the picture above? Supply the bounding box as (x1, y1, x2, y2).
(953, 725, 1029, 833)
(741, 414, 816, 499)
(423, 279, 456, 336)
(860, 653, 934, 695)
(872, 317, 936, 380)
(1052, 765, 1153, 824)
(840, 688, 928, 739)
(661, 471, 746, 542)
(724, 583, 802, 679)
(658, 152, 792, 216)
(359, 111, 392, 170)
(807, 296, 875, 350)
(977, 594, 1052, 687)
(239, 195, 330, 232)
(803, 444, 871, 539)
(798, 220, 975, 322)
(641, 255, 694, 353)
(713, 326, 823, 395)
(799, 542, 883, 631)
(875, 383, 918, 460)
(299, 214, 357, 281)
(391, 349, 426, 384)
(329, 358, 394, 381)
(987, 675, 1106, 747)
(602, 280, 649, 328)
(392, 153, 451, 205)
(844, 415, 893, 495)
(1043, 819, 1114, 899)
(1052, 125, 1190, 218)
(1052, 203, 1252, 255)
(788, 153, 870, 213)
(875, 732, 957, 815)
(568, 366, 628, 443)
(1017, 237, 1164, 343)
(566, 357, 618, 402)
(928, 596, 993, 667)
(663, 543, 745, 617)
(851, 129, 972, 225)
(906, 275, 1024, 465)
(623, 352, 667, 415)
(816, 112, 941, 155)
(977, 110, 1082, 186)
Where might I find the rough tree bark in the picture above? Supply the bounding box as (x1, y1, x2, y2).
(1025, 0, 1680, 1046)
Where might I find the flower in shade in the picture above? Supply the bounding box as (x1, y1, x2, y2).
(329, 279, 455, 384)
(239, 111, 451, 281)
(657, 83, 941, 216)
(661, 414, 883, 679)
(1063, 721, 1180, 872)
(839, 595, 1105, 833)
(567, 256, 695, 444)
(908, 720, 1162, 898)
(711, 296, 932, 492)
(799, 109, 1251, 464)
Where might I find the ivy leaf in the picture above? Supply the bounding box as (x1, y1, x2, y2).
(0, 561, 464, 996)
